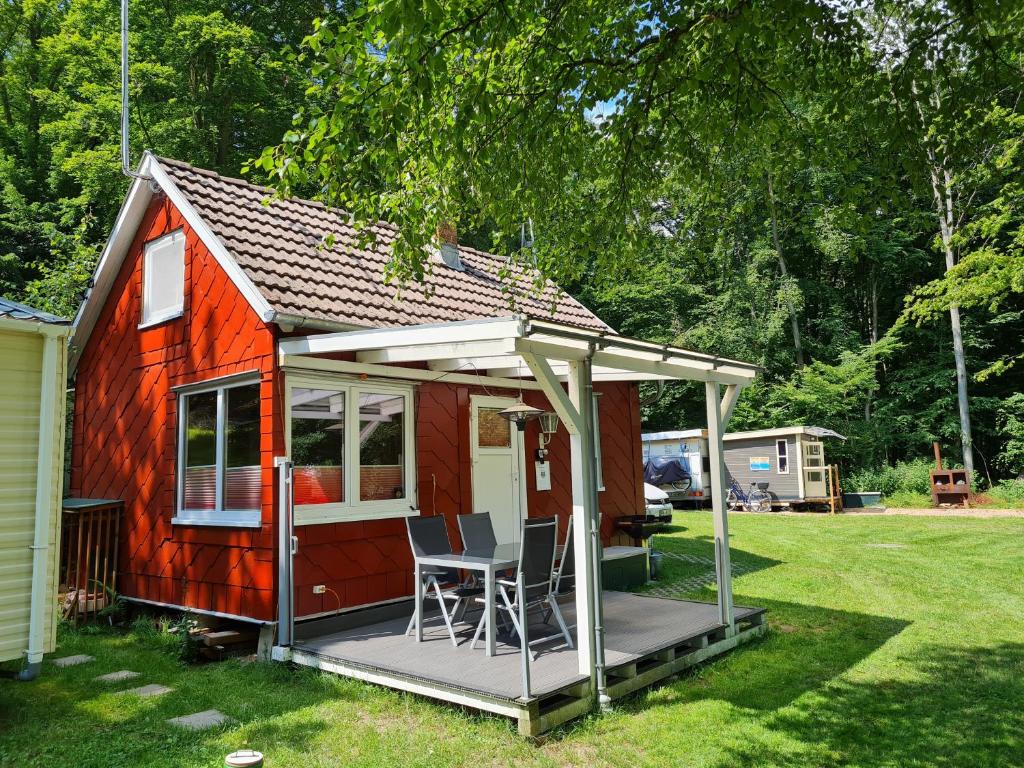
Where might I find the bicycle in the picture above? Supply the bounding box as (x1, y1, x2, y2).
(726, 480, 773, 513)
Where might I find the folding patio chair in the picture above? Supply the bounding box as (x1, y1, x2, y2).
(457, 512, 497, 551)
(405, 516, 482, 646)
(469, 518, 574, 658)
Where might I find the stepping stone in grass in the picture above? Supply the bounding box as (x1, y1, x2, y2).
(117, 684, 172, 698)
(95, 670, 141, 683)
(167, 709, 232, 731)
(52, 654, 94, 667)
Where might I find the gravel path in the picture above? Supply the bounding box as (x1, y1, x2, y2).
(843, 507, 1024, 518)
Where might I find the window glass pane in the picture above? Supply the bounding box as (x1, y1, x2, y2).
(291, 388, 345, 505)
(224, 384, 261, 510)
(183, 391, 218, 511)
(777, 440, 788, 472)
(359, 392, 405, 501)
(143, 231, 184, 323)
(477, 407, 510, 448)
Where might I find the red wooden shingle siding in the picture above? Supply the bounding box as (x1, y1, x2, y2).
(293, 380, 644, 617)
(70, 197, 280, 621)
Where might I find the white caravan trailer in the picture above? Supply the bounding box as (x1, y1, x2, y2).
(641, 429, 711, 508)
(642, 426, 845, 508)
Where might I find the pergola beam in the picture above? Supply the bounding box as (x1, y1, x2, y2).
(357, 338, 516, 364)
(521, 352, 583, 435)
(720, 383, 744, 428)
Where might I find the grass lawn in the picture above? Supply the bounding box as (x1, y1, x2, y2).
(2, 512, 1022, 767)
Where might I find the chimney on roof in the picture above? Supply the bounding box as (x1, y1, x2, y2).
(435, 222, 464, 271)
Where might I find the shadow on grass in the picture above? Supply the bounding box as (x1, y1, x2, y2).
(644, 534, 782, 596)
(612, 597, 910, 720)
(719, 641, 1024, 767)
(0, 627, 364, 768)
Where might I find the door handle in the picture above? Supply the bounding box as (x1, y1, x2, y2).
(290, 536, 299, 555)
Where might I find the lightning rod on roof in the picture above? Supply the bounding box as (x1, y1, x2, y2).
(120, 0, 150, 180)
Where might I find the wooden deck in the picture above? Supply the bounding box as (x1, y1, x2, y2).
(277, 592, 767, 735)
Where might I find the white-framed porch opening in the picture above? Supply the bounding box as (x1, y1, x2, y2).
(469, 395, 528, 546)
(276, 315, 760, 709)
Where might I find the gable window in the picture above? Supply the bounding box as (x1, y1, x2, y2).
(141, 229, 185, 327)
(287, 374, 416, 524)
(777, 439, 789, 474)
(174, 375, 262, 527)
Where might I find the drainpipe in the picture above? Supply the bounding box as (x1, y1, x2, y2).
(580, 352, 610, 710)
(17, 330, 61, 681)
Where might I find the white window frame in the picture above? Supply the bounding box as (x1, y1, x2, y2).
(173, 373, 262, 528)
(776, 438, 790, 474)
(286, 373, 418, 525)
(592, 392, 605, 492)
(140, 229, 185, 328)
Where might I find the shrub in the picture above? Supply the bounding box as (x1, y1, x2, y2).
(845, 458, 935, 497)
(988, 479, 1024, 509)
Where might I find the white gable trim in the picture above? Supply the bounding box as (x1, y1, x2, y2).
(69, 152, 274, 371)
(144, 157, 274, 323)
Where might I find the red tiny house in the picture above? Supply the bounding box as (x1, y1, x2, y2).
(71, 194, 280, 620)
(70, 154, 645, 626)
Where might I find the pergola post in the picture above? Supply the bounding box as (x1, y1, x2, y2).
(567, 359, 603, 692)
(705, 381, 735, 633)
(523, 352, 600, 684)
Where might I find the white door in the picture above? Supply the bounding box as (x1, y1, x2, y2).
(470, 396, 527, 545)
(802, 441, 827, 497)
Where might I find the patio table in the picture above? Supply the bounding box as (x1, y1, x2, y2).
(413, 543, 563, 657)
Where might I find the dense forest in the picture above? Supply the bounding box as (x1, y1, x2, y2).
(1, 0, 1022, 486)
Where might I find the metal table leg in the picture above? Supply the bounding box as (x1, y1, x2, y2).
(485, 565, 496, 656)
(414, 559, 423, 641)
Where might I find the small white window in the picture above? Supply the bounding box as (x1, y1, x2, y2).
(175, 375, 262, 527)
(777, 439, 789, 474)
(142, 230, 185, 326)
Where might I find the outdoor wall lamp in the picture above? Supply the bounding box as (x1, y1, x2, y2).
(535, 411, 560, 461)
(498, 400, 544, 432)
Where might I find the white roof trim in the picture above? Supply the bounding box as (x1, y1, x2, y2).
(69, 152, 274, 372)
(643, 426, 846, 442)
(642, 429, 707, 441)
(723, 426, 846, 442)
(279, 315, 759, 386)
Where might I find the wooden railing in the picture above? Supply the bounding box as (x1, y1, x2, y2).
(60, 499, 123, 623)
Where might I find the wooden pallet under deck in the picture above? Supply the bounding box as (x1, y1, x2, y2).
(274, 592, 767, 735)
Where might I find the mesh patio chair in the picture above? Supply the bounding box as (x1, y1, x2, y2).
(469, 518, 574, 658)
(542, 516, 576, 626)
(405, 516, 483, 646)
(457, 512, 497, 551)
(553, 516, 575, 596)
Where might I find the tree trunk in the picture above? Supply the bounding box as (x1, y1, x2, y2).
(928, 155, 976, 482)
(865, 278, 878, 421)
(767, 173, 804, 367)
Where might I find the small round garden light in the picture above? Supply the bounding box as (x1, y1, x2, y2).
(225, 750, 264, 768)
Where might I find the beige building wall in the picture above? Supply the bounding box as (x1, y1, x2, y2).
(0, 321, 67, 663)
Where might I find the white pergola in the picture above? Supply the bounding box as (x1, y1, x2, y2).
(277, 315, 759, 706)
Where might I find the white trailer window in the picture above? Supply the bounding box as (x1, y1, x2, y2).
(777, 439, 789, 474)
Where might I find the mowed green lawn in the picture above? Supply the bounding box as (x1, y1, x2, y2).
(2, 512, 1022, 768)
